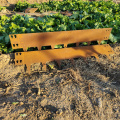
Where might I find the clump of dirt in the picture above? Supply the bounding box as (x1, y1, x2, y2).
(0, 43, 120, 120)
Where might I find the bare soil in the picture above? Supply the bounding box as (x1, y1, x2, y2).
(0, 2, 120, 119)
(0, 43, 120, 120)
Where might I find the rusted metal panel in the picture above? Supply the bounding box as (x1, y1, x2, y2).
(25, 8, 38, 13)
(14, 44, 114, 73)
(9, 28, 112, 51)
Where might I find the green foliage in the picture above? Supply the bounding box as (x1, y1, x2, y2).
(0, 6, 6, 12)
(0, 0, 120, 53)
(14, 0, 30, 12)
(14, 0, 120, 14)
(0, 43, 7, 53)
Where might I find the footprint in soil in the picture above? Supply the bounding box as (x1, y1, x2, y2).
(70, 99, 76, 111)
(31, 88, 38, 94)
(42, 105, 58, 120)
(0, 81, 11, 89)
(0, 117, 4, 120)
(15, 73, 21, 79)
(19, 84, 28, 94)
(104, 90, 116, 98)
(44, 105, 58, 113)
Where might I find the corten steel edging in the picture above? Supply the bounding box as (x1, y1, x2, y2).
(14, 44, 114, 73)
(9, 28, 112, 51)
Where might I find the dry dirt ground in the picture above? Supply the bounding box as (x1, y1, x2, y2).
(0, 1, 120, 119)
(0, 43, 120, 120)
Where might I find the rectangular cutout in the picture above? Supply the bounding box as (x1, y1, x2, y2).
(41, 46, 51, 50)
(27, 47, 38, 51)
(79, 42, 88, 46)
(90, 41, 98, 45)
(67, 43, 76, 47)
(54, 44, 64, 49)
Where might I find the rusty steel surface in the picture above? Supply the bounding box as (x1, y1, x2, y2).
(14, 44, 114, 73)
(9, 28, 112, 51)
(25, 8, 38, 13)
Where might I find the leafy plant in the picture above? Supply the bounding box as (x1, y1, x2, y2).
(0, 0, 120, 53)
(0, 6, 6, 12)
(14, 0, 30, 12)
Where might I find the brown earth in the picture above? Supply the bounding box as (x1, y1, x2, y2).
(0, 1, 120, 119)
(0, 43, 120, 120)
